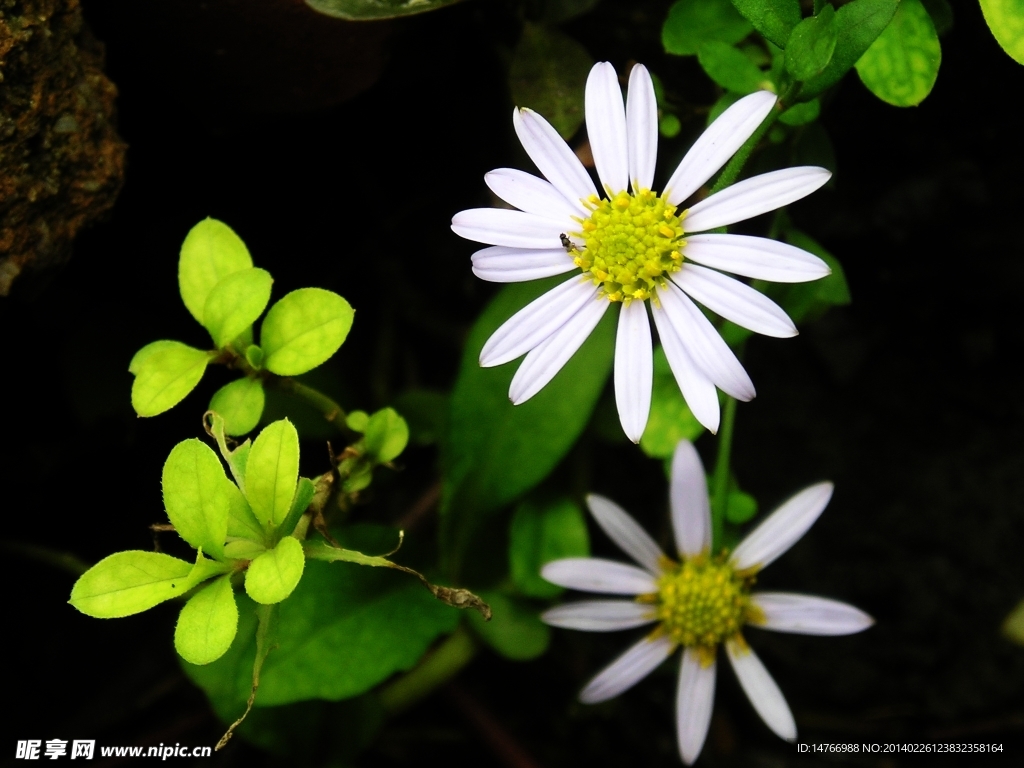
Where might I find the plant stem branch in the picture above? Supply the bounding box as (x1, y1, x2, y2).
(273, 377, 349, 434)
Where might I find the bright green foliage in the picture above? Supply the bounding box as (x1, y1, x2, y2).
(779, 98, 821, 125)
(363, 408, 409, 464)
(468, 590, 550, 661)
(509, 23, 593, 140)
(346, 410, 370, 432)
(304, 0, 463, 20)
(162, 438, 232, 560)
(855, 0, 941, 106)
(640, 347, 705, 459)
(509, 498, 590, 599)
(202, 268, 274, 349)
(223, 539, 266, 560)
(800, 0, 899, 99)
(209, 412, 252, 493)
(210, 378, 266, 437)
(697, 41, 769, 93)
(663, 0, 753, 56)
(245, 536, 306, 605)
(69, 551, 227, 618)
(130, 341, 213, 417)
(184, 527, 460, 707)
(261, 288, 354, 376)
(786, 5, 838, 82)
(980, 0, 1024, 65)
(179, 218, 253, 325)
(175, 575, 239, 665)
(441, 278, 615, 561)
(245, 344, 264, 370)
(730, 0, 802, 48)
(245, 419, 300, 528)
(277, 478, 318, 543)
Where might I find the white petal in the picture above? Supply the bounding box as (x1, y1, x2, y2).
(452, 208, 567, 249)
(684, 166, 831, 233)
(726, 638, 796, 741)
(513, 107, 596, 214)
(580, 634, 675, 704)
(730, 482, 834, 572)
(586, 494, 665, 574)
(658, 280, 756, 400)
(586, 62, 629, 195)
(669, 441, 712, 559)
(676, 648, 716, 765)
(509, 296, 609, 403)
(650, 303, 720, 433)
(542, 557, 658, 595)
(626, 64, 658, 192)
(484, 168, 584, 221)
(471, 246, 577, 283)
(480, 277, 596, 367)
(672, 264, 796, 338)
(665, 91, 777, 206)
(614, 300, 654, 443)
(542, 600, 657, 632)
(750, 592, 875, 636)
(683, 234, 831, 283)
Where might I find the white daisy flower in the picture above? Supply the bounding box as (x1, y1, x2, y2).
(540, 440, 873, 765)
(451, 62, 833, 440)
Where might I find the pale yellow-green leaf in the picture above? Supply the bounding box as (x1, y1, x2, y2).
(174, 575, 239, 665)
(245, 536, 305, 604)
(980, 0, 1024, 64)
(855, 0, 941, 106)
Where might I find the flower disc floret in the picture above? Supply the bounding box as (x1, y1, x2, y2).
(655, 557, 751, 650)
(573, 189, 684, 303)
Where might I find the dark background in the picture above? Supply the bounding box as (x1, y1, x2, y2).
(3, 0, 1023, 765)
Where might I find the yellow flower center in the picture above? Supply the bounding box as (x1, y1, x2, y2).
(654, 556, 753, 652)
(570, 188, 685, 303)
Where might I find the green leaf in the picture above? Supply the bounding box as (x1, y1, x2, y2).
(441, 278, 615, 563)
(210, 378, 266, 437)
(697, 41, 769, 93)
(69, 551, 226, 618)
(245, 419, 300, 528)
(509, 23, 593, 141)
(202, 268, 274, 349)
(663, 0, 753, 56)
(364, 408, 409, 464)
(245, 536, 305, 605)
(276, 477, 318, 542)
(304, 0, 463, 21)
(779, 98, 821, 125)
(800, 0, 899, 99)
(224, 539, 266, 560)
(346, 410, 370, 432)
(980, 0, 1024, 64)
(659, 113, 682, 138)
(261, 288, 354, 376)
(175, 575, 239, 665)
(162, 438, 231, 560)
(226, 479, 264, 542)
(509, 497, 590, 599)
(183, 525, 460, 706)
(640, 346, 705, 459)
(130, 341, 213, 417)
(178, 218, 253, 325)
(245, 344, 264, 370)
(207, 411, 252, 494)
(785, 5, 838, 82)
(855, 0, 941, 106)
(467, 590, 550, 661)
(730, 0, 802, 47)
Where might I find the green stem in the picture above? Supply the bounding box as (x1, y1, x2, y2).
(710, 395, 738, 551)
(708, 84, 799, 195)
(378, 626, 477, 715)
